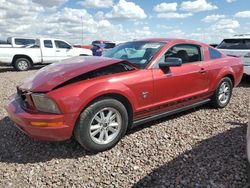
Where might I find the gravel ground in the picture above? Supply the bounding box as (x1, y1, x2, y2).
(0, 65, 249, 187)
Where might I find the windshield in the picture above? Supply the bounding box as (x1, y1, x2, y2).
(217, 39, 250, 49)
(103, 41, 165, 68)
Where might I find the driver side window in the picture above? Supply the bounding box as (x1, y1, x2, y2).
(159, 44, 202, 65)
(55, 40, 71, 49)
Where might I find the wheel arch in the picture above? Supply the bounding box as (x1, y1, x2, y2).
(81, 93, 134, 129)
(212, 67, 236, 91)
(223, 74, 235, 86)
(12, 54, 33, 65)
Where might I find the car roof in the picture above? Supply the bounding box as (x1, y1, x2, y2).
(223, 34, 250, 40)
(7, 37, 36, 40)
(133, 38, 207, 46)
(134, 38, 176, 43)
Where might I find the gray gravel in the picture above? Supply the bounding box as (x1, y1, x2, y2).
(0, 65, 249, 187)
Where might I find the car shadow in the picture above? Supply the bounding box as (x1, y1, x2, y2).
(0, 116, 93, 164)
(133, 124, 248, 187)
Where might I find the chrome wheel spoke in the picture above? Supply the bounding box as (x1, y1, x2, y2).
(108, 126, 117, 133)
(100, 111, 105, 120)
(109, 122, 119, 127)
(221, 94, 225, 101)
(99, 130, 105, 141)
(218, 94, 223, 100)
(219, 88, 224, 94)
(104, 130, 109, 141)
(91, 128, 101, 137)
(110, 114, 116, 121)
(106, 110, 113, 120)
(224, 87, 229, 93)
(90, 124, 101, 131)
(94, 116, 102, 123)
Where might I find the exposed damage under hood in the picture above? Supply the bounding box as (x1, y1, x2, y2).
(19, 56, 137, 92)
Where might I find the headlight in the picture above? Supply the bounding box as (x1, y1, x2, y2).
(31, 94, 61, 114)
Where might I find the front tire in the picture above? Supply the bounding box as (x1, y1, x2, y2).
(211, 77, 233, 108)
(13, 58, 32, 71)
(74, 98, 128, 152)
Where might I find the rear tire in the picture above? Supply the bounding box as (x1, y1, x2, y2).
(211, 77, 233, 108)
(13, 58, 32, 71)
(74, 98, 128, 152)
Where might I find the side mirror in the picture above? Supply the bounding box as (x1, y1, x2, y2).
(159, 57, 182, 69)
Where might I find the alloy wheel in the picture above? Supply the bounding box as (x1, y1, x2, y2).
(89, 107, 122, 145)
(218, 82, 230, 104)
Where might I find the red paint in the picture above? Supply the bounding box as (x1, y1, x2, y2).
(73, 45, 92, 49)
(5, 39, 243, 141)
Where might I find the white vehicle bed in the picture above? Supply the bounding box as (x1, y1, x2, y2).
(0, 38, 92, 71)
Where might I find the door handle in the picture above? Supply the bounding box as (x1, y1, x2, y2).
(199, 68, 206, 74)
(56, 50, 60, 52)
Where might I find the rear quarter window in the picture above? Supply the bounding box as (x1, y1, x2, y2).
(14, 38, 35, 46)
(209, 47, 222, 59)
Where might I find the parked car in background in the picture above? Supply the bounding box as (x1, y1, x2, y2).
(217, 34, 250, 77)
(0, 38, 92, 71)
(0, 37, 36, 48)
(91, 41, 106, 56)
(92, 40, 116, 51)
(5, 38, 243, 152)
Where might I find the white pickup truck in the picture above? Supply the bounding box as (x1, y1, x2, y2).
(0, 38, 92, 71)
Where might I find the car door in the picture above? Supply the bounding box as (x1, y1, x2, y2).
(152, 43, 210, 112)
(41, 40, 56, 63)
(54, 40, 74, 61)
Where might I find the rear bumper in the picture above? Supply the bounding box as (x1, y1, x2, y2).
(244, 65, 250, 76)
(5, 95, 76, 141)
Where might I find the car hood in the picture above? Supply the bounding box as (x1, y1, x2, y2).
(19, 56, 131, 92)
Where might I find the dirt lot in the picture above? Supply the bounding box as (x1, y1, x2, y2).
(0, 66, 249, 187)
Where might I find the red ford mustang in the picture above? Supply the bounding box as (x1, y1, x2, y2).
(5, 38, 243, 152)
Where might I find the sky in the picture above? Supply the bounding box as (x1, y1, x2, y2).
(0, 0, 249, 44)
